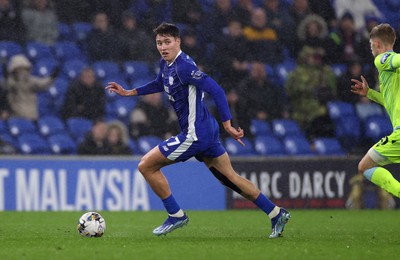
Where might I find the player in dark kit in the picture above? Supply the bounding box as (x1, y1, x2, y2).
(106, 23, 290, 238)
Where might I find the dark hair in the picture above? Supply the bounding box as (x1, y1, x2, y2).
(370, 23, 396, 45)
(153, 23, 180, 38)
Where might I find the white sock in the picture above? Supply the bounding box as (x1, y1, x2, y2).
(268, 206, 280, 219)
(169, 209, 184, 218)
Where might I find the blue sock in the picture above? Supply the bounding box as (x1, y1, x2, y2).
(253, 193, 276, 215)
(162, 194, 181, 215)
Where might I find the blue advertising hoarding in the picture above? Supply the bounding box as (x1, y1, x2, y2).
(0, 157, 225, 211)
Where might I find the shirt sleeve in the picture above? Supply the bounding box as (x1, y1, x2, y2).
(135, 75, 164, 96)
(178, 64, 232, 122)
(390, 53, 400, 69)
(367, 87, 384, 105)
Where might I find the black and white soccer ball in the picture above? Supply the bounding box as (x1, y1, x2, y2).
(77, 212, 106, 237)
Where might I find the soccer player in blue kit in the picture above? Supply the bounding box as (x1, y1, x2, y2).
(106, 23, 290, 238)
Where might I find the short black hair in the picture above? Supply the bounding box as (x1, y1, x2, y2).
(153, 23, 180, 38)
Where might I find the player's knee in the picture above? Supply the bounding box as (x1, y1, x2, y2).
(137, 157, 149, 175)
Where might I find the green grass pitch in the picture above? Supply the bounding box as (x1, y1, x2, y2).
(0, 210, 397, 259)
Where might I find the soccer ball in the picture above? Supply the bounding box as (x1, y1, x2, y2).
(77, 211, 106, 237)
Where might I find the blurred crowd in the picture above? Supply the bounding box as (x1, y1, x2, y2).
(0, 0, 399, 156)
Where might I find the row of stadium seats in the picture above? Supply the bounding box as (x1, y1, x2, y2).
(0, 98, 392, 156)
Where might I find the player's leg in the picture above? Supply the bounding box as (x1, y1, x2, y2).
(359, 147, 400, 198)
(138, 146, 188, 236)
(203, 152, 290, 238)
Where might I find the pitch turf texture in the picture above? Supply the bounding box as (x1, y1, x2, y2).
(0, 210, 397, 260)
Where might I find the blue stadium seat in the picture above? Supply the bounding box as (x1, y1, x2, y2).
(331, 63, 347, 77)
(48, 133, 77, 154)
(128, 138, 139, 155)
(0, 133, 17, 147)
(58, 23, 72, 41)
(37, 116, 67, 137)
(62, 59, 87, 80)
(364, 115, 393, 142)
(334, 115, 361, 150)
(272, 119, 303, 138)
(327, 101, 356, 122)
(7, 117, 37, 137)
(274, 60, 296, 85)
(283, 135, 312, 155)
(122, 61, 154, 82)
(66, 117, 92, 142)
(48, 77, 69, 113)
(225, 137, 255, 156)
(0, 119, 7, 134)
(25, 42, 53, 62)
(254, 135, 286, 156)
(114, 98, 137, 121)
(0, 41, 23, 60)
(17, 133, 51, 154)
(250, 119, 272, 137)
(92, 61, 120, 80)
(71, 22, 92, 42)
(37, 91, 57, 117)
(314, 137, 346, 155)
(137, 135, 163, 154)
(32, 57, 58, 77)
(54, 41, 82, 62)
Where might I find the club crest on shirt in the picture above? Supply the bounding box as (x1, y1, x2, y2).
(191, 70, 205, 79)
(380, 53, 390, 64)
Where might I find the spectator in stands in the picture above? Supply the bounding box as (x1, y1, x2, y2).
(0, 0, 25, 44)
(119, 10, 158, 62)
(285, 46, 337, 139)
(328, 12, 370, 64)
(337, 59, 376, 104)
(232, 0, 254, 27)
(171, 0, 203, 27)
(180, 27, 206, 70)
(106, 120, 132, 155)
(212, 18, 250, 90)
(77, 119, 110, 155)
(308, 0, 337, 30)
(201, 0, 235, 43)
(263, 0, 296, 58)
(61, 67, 105, 121)
(86, 11, 124, 62)
(288, 0, 312, 47)
(4, 54, 53, 120)
(296, 14, 334, 62)
(242, 7, 283, 64)
(235, 61, 288, 137)
(129, 92, 178, 140)
(22, 0, 58, 46)
(333, 0, 382, 35)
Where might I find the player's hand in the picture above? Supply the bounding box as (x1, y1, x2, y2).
(105, 82, 137, 96)
(350, 75, 369, 97)
(225, 125, 245, 146)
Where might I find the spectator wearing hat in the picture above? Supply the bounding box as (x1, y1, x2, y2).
(4, 54, 53, 120)
(328, 12, 370, 64)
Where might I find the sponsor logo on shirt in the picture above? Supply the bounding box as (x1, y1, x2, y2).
(191, 70, 205, 79)
(380, 53, 390, 64)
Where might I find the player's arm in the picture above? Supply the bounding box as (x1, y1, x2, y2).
(106, 71, 163, 96)
(179, 67, 244, 145)
(351, 75, 384, 106)
(390, 53, 400, 69)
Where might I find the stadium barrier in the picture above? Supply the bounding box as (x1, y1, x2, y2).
(0, 156, 398, 211)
